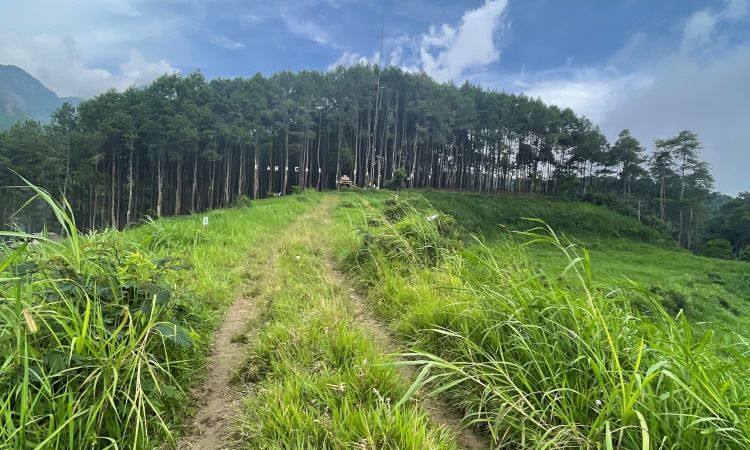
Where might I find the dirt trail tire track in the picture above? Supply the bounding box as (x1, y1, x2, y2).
(179, 205, 320, 450)
(178, 250, 275, 450)
(303, 197, 488, 450)
(180, 195, 486, 449)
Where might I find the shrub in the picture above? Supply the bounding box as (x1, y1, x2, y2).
(703, 238, 734, 260)
(739, 247, 750, 262)
(385, 168, 407, 191)
(352, 196, 460, 269)
(0, 185, 197, 448)
(232, 194, 253, 208)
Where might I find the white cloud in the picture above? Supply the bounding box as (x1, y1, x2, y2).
(0, 32, 177, 98)
(328, 0, 508, 80)
(682, 0, 748, 50)
(519, 69, 652, 123)
(419, 0, 508, 82)
(101, 0, 142, 18)
(280, 10, 330, 45)
(507, 0, 750, 194)
(723, 0, 749, 19)
(327, 51, 375, 70)
(209, 36, 245, 50)
(0, 0, 195, 98)
(240, 13, 261, 24)
(682, 9, 720, 49)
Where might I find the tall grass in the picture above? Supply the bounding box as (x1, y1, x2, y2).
(0, 183, 203, 448)
(348, 196, 750, 449)
(0, 183, 313, 448)
(236, 238, 458, 449)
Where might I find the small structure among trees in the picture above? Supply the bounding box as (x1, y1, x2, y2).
(338, 175, 353, 189)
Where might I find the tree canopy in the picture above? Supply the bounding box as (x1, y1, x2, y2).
(0, 65, 724, 251)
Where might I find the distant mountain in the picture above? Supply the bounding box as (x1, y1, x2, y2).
(0, 65, 81, 131)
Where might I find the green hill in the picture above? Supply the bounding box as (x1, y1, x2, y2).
(418, 190, 668, 242)
(0, 65, 80, 130)
(408, 190, 750, 332)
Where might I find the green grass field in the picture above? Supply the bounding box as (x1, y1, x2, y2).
(335, 189, 750, 448)
(3, 188, 750, 449)
(412, 190, 750, 334)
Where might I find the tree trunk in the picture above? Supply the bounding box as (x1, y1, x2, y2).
(283, 125, 289, 194)
(253, 134, 260, 199)
(126, 147, 134, 227)
(175, 157, 182, 215)
(157, 154, 163, 217)
(110, 151, 117, 228)
(191, 150, 198, 211)
(238, 142, 245, 197)
(316, 110, 322, 190)
(224, 142, 231, 205)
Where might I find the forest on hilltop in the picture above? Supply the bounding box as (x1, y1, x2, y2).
(0, 64, 745, 255)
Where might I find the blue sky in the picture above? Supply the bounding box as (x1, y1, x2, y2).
(1, 0, 748, 193)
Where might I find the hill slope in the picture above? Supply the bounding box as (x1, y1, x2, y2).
(0, 65, 80, 130)
(412, 190, 750, 331)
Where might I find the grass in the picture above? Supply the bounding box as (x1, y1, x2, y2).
(4, 186, 750, 449)
(234, 203, 458, 449)
(0, 186, 312, 449)
(342, 193, 750, 449)
(416, 190, 750, 334)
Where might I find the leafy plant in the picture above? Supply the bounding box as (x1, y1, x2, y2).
(703, 238, 734, 260)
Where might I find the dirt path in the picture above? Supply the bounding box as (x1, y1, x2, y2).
(178, 246, 276, 450)
(179, 205, 312, 449)
(180, 195, 486, 449)
(304, 196, 488, 450)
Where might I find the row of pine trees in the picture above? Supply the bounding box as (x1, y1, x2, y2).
(0, 65, 714, 247)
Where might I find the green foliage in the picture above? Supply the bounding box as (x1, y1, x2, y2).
(739, 247, 750, 262)
(419, 191, 669, 242)
(236, 242, 457, 449)
(0, 183, 313, 448)
(231, 194, 253, 208)
(354, 196, 460, 269)
(0, 64, 719, 258)
(703, 238, 734, 260)
(708, 192, 750, 252)
(0, 187, 195, 448)
(385, 168, 407, 191)
(347, 196, 750, 449)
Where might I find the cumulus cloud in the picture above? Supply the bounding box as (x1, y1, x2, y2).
(0, 0, 194, 98)
(520, 69, 653, 123)
(327, 51, 376, 70)
(328, 0, 508, 81)
(600, 42, 750, 195)
(419, 0, 507, 81)
(0, 32, 177, 98)
(511, 0, 750, 194)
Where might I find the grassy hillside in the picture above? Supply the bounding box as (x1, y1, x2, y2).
(341, 191, 750, 448)
(399, 190, 750, 333)
(3, 188, 749, 449)
(0, 192, 313, 448)
(417, 190, 669, 242)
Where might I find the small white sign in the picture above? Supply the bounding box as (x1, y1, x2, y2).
(202, 216, 209, 226)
